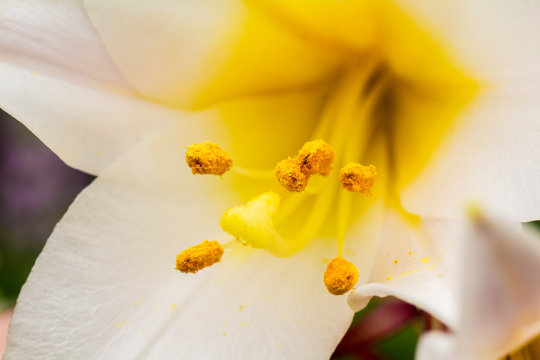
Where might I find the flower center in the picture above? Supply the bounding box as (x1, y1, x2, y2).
(176, 3, 478, 293)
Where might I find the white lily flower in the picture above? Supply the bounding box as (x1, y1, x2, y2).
(416, 216, 540, 360)
(1, 1, 540, 359)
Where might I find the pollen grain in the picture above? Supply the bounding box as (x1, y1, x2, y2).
(297, 139, 335, 176)
(275, 158, 308, 192)
(175, 240, 224, 274)
(275, 139, 335, 192)
(323, 257, 359, 295)
(185, 142, 233, 176)
(339, 162, 377, 195)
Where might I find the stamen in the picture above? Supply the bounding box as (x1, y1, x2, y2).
(323, 257, 359, 295)
(339, 162, 377, 195)
(175, 240, 224, 273)
(185, 142, 233, 176)
(275, 139, 335, 192)
(275, 158, 308, 192)
(297, 139, 335, 176)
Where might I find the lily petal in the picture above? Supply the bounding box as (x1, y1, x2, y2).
(83, 0, 341, 109)
(5, 119, 352, 359)
(348, 211, 465, 328)
(393, 0, 540, 84)
(397, 0, 540, 221)
(0, 0, 127, 86)
(417, 218, 540, 360)
(402, 85, 540, 221)
(416, 332, 458, 360)
(0, 61, 176, 175)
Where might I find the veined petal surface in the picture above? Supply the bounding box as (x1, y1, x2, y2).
(0, 0, 127, 86)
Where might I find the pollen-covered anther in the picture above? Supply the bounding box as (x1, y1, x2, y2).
(275, 158, 308, 192)
(185, 142, 233, 176)
(324, 257, 359, 295)
(297, 139, 335, 176)
(339, 162, 377, 195)
(175, 240, 224, 274)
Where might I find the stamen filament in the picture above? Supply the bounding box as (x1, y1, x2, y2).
(335, 72, 389, 256)
(231, 166, 276, 180)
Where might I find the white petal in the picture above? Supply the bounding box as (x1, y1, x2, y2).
(402, 85, 540, 221)
(450, 220, 540, 359)
(348, 211, 465, 328)
(415, 332, 458, 360)
(5, 120, 352, 360)
(0, 61, 177, 175)
(394, 0, 540, 84)
(397, 0, 540, 221)
(0, 0, 127, 86)
(83, 0, 340, 109)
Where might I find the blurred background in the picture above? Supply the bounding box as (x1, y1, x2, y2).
(0, 109, 431, 359)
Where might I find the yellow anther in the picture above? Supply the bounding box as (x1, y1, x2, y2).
(323, 257, 359, 295)
(297, 139, 335, 176)
(275, 139, 335, 192)
(338, 162, 377, 195)
(185, 142, 233, 176)
(275, 158, 308, 192)
(175, 240, 224, 273)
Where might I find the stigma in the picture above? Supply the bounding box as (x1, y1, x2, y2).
(220, 192, 297, 257)
(323, 257, 359, 295)
(339, 162, 377, 195)
(185, 142, 233, 176)
(275, 139, 335, 192)
(175, 240, 224, 273)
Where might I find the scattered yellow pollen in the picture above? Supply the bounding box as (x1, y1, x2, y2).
(399, 268, 420, 277)
(275, 158, 308, 192)
(170, 304, 177, 310)
(420, 256, 430, 265)
(297, 139, 335, 176)
(185, 142, 233, 176)
(323, 257, 359, 295)
(240, 321, 247, 327)
(222, 332, 227, 337)
(116, 322, 123, 328)
(275, 139, 335, 192)
(394, 259, 399, 264)
(175, 240, 224, 273)
(386, 277, 394, 281)
(408, 251, 413, 256)
(238, 303, 246, 312)
(339, 163, 377, 195)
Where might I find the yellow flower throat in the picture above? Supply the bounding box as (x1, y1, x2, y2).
(174, 2, 477, 295)
(177, 63, 394, 296)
